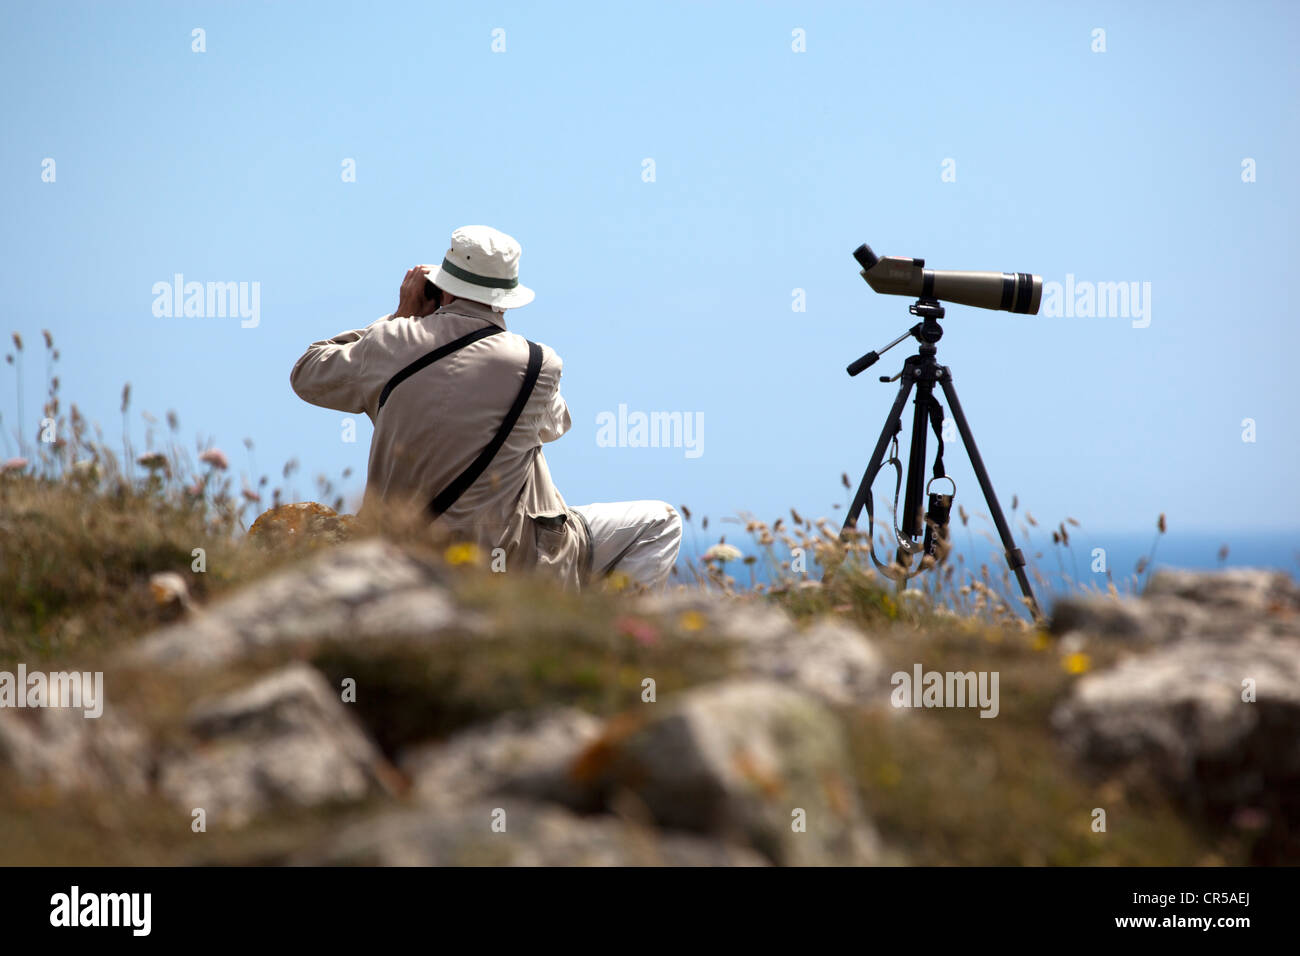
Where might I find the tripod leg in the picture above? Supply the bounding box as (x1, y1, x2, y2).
(937, 370, 1044, 626)
(842, 374, 914, 539)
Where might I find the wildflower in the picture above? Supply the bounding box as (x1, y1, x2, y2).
(1063, 652, 1091, 674)
(444, 542, 481, 566)
(1, 457, 29, 474)
(136, 451, 169, 472)
(198, 447, 229, 470)
(149, 571, 191, 609)
(615, 615, 659, 647)
(1032, 632, 1051, 651)
(604, 571, 633, 593)
(702, 543, 743, 564)
(678, 610, 707, 632)
(241, 487, 261, 503)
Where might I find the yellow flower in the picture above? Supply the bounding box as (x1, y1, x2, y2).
(1063, 652, 1091, 674)
(1032, 632, 1051, 652)
(679, 610, 707, 632)
(444, 542, 481, 566)
(603, 571, 632, 593)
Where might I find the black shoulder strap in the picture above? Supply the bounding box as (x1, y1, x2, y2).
(377, 325, 502, 411)
(428, 339, 544, 519)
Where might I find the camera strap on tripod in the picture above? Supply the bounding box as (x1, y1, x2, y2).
(864, 391, 952, 581)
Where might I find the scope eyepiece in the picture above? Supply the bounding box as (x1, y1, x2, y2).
(853, 244, 879, 271)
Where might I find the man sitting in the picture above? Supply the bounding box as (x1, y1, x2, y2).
(290, 225, 681, 589)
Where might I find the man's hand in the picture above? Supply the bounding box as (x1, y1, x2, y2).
(394, 265, 439, 318)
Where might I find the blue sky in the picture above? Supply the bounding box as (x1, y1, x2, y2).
(3, 0, 1297, 549)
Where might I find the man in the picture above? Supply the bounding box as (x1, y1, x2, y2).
(290, 225, 681, 589)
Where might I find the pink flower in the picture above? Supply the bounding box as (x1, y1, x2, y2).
(615, 615, 659, 647)
(1, 457, 29, 474)
(241, 487, 261, 503)
(198, 447, 229, 470)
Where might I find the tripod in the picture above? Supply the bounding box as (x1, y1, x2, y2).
(838, 297, 1043, 625)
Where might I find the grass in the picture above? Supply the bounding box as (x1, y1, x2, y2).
(0, 340, 1269, 865)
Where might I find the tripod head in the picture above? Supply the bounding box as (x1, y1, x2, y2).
(846, 297, 946, 377)
(910, 297, 945, 345)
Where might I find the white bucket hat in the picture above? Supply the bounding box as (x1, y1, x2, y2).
(431, 225, 535, 309)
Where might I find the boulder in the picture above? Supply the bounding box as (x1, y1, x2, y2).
(1050, 568, 1300, 646)
(0, 707, 150, 794)
(637, 592, 886, 707)
(1052, 638, 1300, 813)
(125, 539, 458, 669)
(248, 501, 357, 549)
(157, 664, 398, 827)
(401, 707, 601, 809)
(566, 679, 885, 865)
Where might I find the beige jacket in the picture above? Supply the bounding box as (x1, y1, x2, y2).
(290, 299, 589, 586)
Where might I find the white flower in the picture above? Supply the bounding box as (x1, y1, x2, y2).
(702, 543, 743, 564)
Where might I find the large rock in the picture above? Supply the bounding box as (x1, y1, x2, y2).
(1052, 638, 1300, 813)
(566, 679, 885, 865)
(1051, 568, 1300, 646)
(738, 617, 886, 708)
(126, 539, 458, 669)
(637, 593, 886, 707)
(157, 664, 398, 827)
(248, 502, 357, 549)
(296, 801, 768, 866)
(0, 707, 150, 794)
(401, 707, 602, 809)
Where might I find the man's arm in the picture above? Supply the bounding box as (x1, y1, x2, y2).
(537, 348, 571, 443)
(289, 321, 387, 413)
(290, 267, 437, 413)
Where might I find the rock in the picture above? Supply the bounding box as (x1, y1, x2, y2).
(637, 591, 794, 644)
(1145, 568, 1300, 613)
(401, 708, 601, 809)
(1052, 638, 1300, 814)
(296, 801, 768, 866)
(637, 593, 886, 707)
(567, 679, 885, 865)
(1050, 568, 1299, 646)
(738, 617, 886, 708)
(125, 539, 457, 669)
(0, 707, 150, 794)
(248, 501, 357, 549)
(157, 664, 398, 827)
